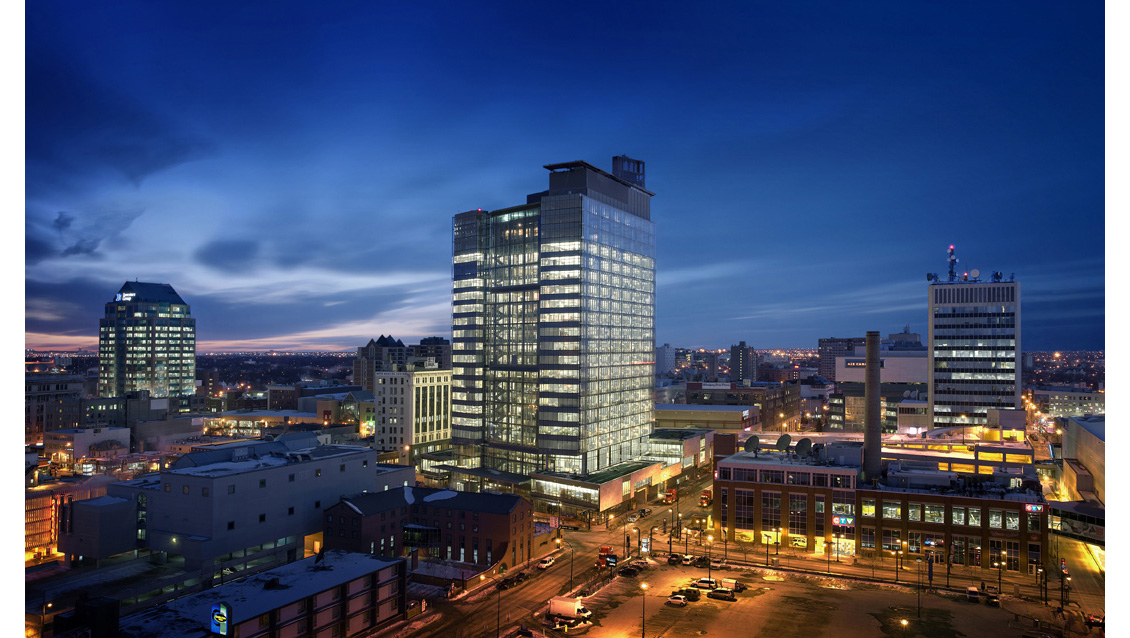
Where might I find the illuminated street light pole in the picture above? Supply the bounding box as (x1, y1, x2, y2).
(640, 582, 648, 638)
(916, 558, 922, 617)
(478, 574, 502, 638)
(706, 535, 714, 581)
(555, 538, 574, 591)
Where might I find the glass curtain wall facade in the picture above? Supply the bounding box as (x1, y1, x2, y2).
(98, 282, 196, 399)
(927, 281, 1020, 427)
(451, 159, 655, 479)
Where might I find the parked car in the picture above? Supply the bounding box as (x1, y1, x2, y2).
(1086, 615, 1105, 629)
(666, 594, 688, 606)
(720, 578, 747, 592)
(672, 587, 700, 601)
(617, 566, 640, 577)
(681, 554, 694, 565)
(707, 587, 737, 601)
(512, 571, 529, 583)
(693, 556, 709, 568)
(498, 577, 516, 590)
(693, 578, 718, 589)
(629, 558, 649, 570)
(667, 554, 682, 565)
(537, 557, 556, 569)
(638, 508, 652, 517)
(710, 557, 725, 569)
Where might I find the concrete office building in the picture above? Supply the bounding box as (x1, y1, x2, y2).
(98, 282, 196, 400)
(451, 157, 655, 483)
(1026, 385, 1105, 419)
(26, 373, 86, 445)
(373, 367, 452, 464)
(927, 248, 1021, 427)
(51, 434, 415, 617)
(835, 350, 928, 385)
(828, 383, 928, 433)
(684, 381, 799, 432)
(113, 551, 408, 638)
(654, 404, 757, 432)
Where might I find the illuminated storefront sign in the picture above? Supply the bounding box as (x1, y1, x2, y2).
(210, 602, 232, 635)
(1024, 504, 1045, 513)
(832, 515, 855, 527)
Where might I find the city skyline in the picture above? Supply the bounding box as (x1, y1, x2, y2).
(25, 3, 1105, 353)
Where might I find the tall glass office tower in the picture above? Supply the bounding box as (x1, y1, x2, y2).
(98, 281, 196, 399)
(452, 157, 655, 479)
(927, 252, 1020, 427)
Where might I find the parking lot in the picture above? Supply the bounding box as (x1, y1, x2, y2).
(569, 556, 1057, 637)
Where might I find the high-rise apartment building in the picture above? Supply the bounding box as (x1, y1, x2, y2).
(927, 247, 1021, 427)
(818, 336, 866, 382)
(452, 157, 655, 478)
(730, 341, 758, 383)
(355, 336, 453, 395)
(98, 282, 195, 399)
(655, 343, 676, 375)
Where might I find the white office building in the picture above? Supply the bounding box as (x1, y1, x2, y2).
(927, 253, 1021, 428)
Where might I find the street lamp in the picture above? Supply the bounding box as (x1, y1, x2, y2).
(891, 551, 899, 582)
(640, 582, 648, 638)
(764, 533, 772, 566)
(834, 532, 841, 562)
(633, 527, 642, 558)
(776, 527, 781, 555)
(707, 535, 714, 581)
(478, 574, 502, 638)
(900, 618, 909, 637)
(916, 558, 922, 617)
(1037, 568, 1046, 605)
(555, 538, 574, 592)
(824, 539, 832, 574)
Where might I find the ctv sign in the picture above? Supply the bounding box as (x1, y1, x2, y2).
(1024, 504, 1045, 513)
(832, 516, 855, 527)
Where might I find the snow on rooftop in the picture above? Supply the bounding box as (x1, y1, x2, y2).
(117, 551, 400, 638)
(404, 486, 415, 505)
(83, 495, 129, 507)
(167, 456, 290, 477)
(422, 490, 457, 502)
(344, 500, 363, 516)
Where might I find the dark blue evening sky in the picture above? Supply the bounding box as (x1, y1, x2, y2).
(24, 2, 1105, 352)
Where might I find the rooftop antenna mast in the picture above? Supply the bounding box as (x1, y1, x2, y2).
(946, 245, 958, 282)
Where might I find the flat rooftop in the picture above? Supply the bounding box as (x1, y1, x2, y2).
(650, 428, 712, 440)
(117, 551, 401, 638)
(655, 404, 753, 413)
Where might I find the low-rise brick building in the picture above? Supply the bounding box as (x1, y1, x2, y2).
(324, 487, 533, 570)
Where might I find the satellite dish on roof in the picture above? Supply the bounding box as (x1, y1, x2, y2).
(795, 438, 812, 457)
(970, 268, 981, 279)
(743, 436, 760, 453)
(776, 434, 791, 452)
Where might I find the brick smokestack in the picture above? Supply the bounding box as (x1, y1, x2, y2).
(863, 331, 882, 481)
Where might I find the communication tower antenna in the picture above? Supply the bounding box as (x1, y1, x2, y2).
(947, 245, 958, 282)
